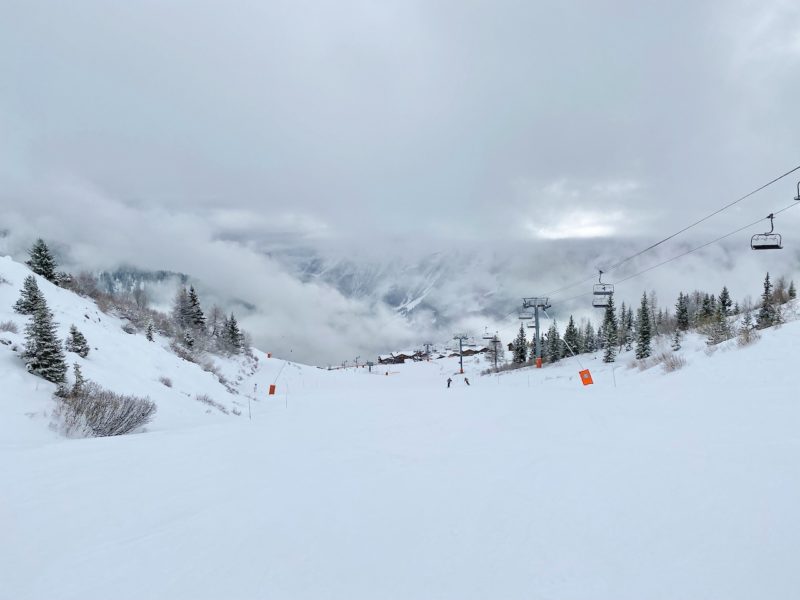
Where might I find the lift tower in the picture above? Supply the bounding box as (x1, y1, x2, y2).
(522, 297, 551, 366)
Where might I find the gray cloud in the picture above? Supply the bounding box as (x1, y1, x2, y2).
(2, 0, 800, 362)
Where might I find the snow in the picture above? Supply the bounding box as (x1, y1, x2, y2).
(1, 254, 799, 599)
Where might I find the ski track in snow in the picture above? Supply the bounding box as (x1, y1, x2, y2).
(1, 255, 799, 599)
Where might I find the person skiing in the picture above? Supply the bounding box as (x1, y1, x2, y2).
(464, 377, 470, 386)
(447, 377, 452, 388)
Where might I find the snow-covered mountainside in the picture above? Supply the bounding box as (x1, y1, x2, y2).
(1, 253, 799, 599)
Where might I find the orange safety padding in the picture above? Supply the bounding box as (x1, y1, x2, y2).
(268, 384, 276, 395)
(579, 369, 594, 386)
(535, 357, 543, 368)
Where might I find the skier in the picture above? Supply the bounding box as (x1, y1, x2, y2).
(464, 377, 470, 386)
(447, 377, 452, 388)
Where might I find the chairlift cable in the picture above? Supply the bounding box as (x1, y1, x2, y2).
(538, 163, 800, 298)
(553, 202, 800, 304)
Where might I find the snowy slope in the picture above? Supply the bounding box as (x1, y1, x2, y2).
(1, 253, 799, 599)
(0, 256, 318, 441)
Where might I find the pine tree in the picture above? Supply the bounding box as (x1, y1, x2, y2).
(671, 329, 681, 351)
(13, 275, 44, 315)
(64, 324, 90, 358)
(172, 286, 192, 329)
(222, 313, 243, 354)
(146, 322, 155, 342)
(72, 362, 86, 395)
(757, 272, 776, 329)
(635, 292, 652, 360)
(602, 295, 618, 363)
(512, 324, 527, 364)
(26, 238, 58, 283)
(546, 322, 561, 363)
(675, 292, 690, 331)
(187, 286, 206, 329)
(718, 286, 732, 318)
(789, 280, 797, 301)
(617, 302, 627, 351)
(563, 316, 580, 356)
(23, 297, 67, 383)
(183, 330, 195, 349)
(583, 321, 596, 353)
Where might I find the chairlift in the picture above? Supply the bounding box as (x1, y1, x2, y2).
(751, 213, 782, 250)
(518, 310, 534, 320)
(592, 270, 614, 308)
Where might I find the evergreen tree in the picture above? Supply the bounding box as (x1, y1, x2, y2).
(183, 330, 195, 350)
(635, 292, 652, 360)
(583, 322, 596, 353)
(13, 275, 44, 315)
(563, 316, 580, 356)
(602, 295, 618, 363)
(512, 324, 527, 364)
(707, 303, 733, 345)
(545, 322, 561, 363)
(789, 280, 797, 301)
(145, 322, 155, 342)
(757, 272, 776, 329)
(26, 238, 58, 283)
(675, 292, 690, 331)
(222, 313, 243, 354)
(72, 362, 86, 395)
(23, 297, 67, 383)
(671, 329, 681, 351)
(172, 286, 192, 329)
(64, 324, 90, 358)
(187, 286, 206, 329)
(617, 302, 627, 351)
(718, 286, 732, 318)
(620, 305, 633, 351)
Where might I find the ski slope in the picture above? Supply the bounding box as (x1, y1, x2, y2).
(1, 255, 799, 599)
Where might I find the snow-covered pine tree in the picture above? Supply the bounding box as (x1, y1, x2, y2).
(145, 322, 155, 342)
(602, 295, 618, 363)
(172, 286, 192, 329)
(26, 238, 58, 283)
(183, 330, 195, 349)
(789, 280, 797, 300)
(671, 328, 681, 351)
(222, 313, 243, 354)
(635, 292, 652, 360)
(675, 292, 690, 331)
(72, 362, 86, 395)
(13, 275, 44, 315)
(207, 305, 224, 338)
(563, 316, 580, 356)
(738, 309, 757, 345)
(773, 276, 788, 305)
(621, 306, 633, 351)
(718, 286, 732, 318)
(583, 321, 596, 353)
(757, 272, 776, 329)
(545, 322, 561, 363)
(512, 324, 527, 364)
(187, 286, 206, 329)
(617, 302, 627, 351)
(65, 324, 90, 358)
(23, 297, 67, 383)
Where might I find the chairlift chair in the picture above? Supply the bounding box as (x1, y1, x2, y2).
(592, 270, 614, 308)
(751, 213, 782, 250)
(518, 310, 534, 320)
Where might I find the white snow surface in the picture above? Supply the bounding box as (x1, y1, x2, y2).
(1, 255, 799, 599)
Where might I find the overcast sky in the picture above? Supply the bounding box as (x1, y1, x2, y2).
(2, 0, 799, 362)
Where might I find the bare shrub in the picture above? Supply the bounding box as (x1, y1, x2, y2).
(159, 376, 173, 387)
(738, 327, 761, 347)
(54, 381, 157, 437)
(195, 393, 229, 415)
(170, 341, 197, 363)
(659, 352, 687, 373)
(121, 322, 136, 334)
(0, 320, 18, 334)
